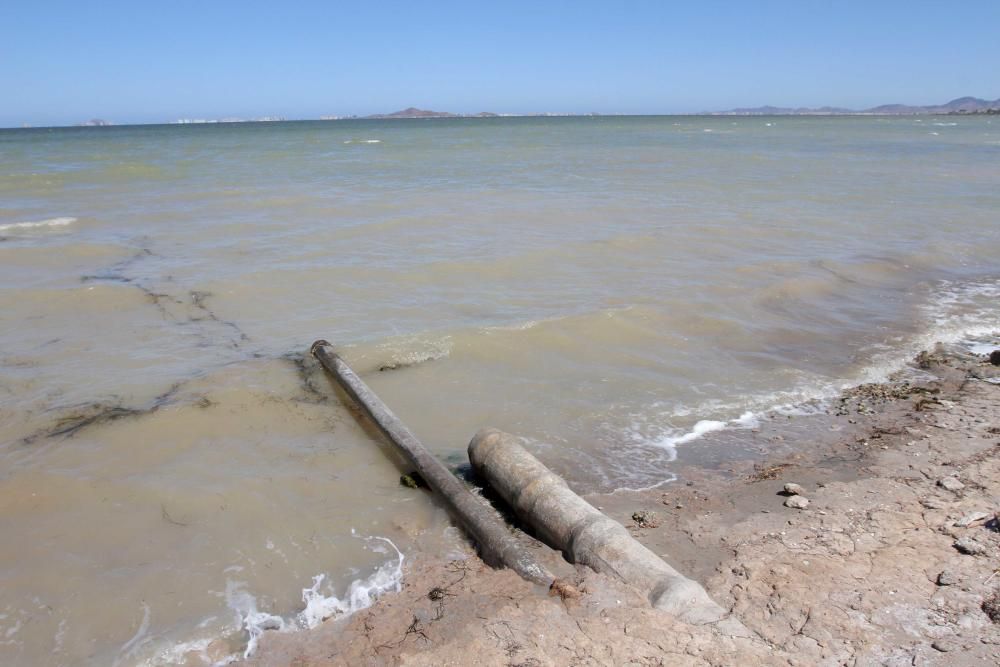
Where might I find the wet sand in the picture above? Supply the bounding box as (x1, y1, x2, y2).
(233, 344, 1000, 666)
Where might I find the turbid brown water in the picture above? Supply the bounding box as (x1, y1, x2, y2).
(0, 116, 998, 664)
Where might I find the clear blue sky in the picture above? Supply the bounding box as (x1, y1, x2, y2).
(3, 0, 998, 127)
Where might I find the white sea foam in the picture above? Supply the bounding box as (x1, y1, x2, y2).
(225, 582, 285, 658)
(0, 216, 77, 231)
(966, 340, 999, 356)
(113, 603, 152, 667)
(649, 410, 761, 452)
(374, 335, 452, 369)
(629, 276, 1000, 476)
(227, 535, 404, 658)
(139, 636, 238, 667)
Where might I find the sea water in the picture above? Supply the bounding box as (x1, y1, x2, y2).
(1, 116, 998, 664)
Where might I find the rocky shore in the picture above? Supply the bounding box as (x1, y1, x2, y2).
(241, 344, 1000, 666)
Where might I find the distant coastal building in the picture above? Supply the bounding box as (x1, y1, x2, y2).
(172, 116, 285, 124)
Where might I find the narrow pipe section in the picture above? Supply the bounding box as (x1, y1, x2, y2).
(310, 341, 554, 588)
(469, 428, 730, 625)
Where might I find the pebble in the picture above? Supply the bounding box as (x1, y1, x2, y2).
(936, 570, 960, 586)
(936, 477, 965, 492)
(931, 639, 956, 653)
(990, 349, 1000, 366)
(785, 496, 810, 510)
(953, 537, 986, 555)
(783, 482, 806, 496)
(954, 511, 990, 528)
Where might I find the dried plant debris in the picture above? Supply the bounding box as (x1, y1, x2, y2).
(22, 381, 201, 444)
(282, 351, 330, 403)
(748, 462, 791, 482)
(82, 249, 249, 349)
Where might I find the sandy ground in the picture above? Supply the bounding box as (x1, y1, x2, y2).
(239, 345, 1000, 666)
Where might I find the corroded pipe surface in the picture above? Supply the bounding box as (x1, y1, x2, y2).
(310, 341, 554, 588)
(469, 427, 730, 625)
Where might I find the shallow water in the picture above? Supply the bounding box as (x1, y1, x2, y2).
(1, 116, 999, 664)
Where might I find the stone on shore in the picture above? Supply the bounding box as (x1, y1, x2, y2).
(783, 482, 806, 496)
(784, 496, 809, 510)
(937, 477, 965, 492)
(953, 536, 986, 555)
(936, 570, 960, 586)
(954, 511, 990, 527)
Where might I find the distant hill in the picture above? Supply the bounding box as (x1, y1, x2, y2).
(365, 108, 501, 119)
(366, 107, 457, 119)
(713, 96, 1000, 116)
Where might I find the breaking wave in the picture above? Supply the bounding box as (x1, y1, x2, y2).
(621, 276, 1000, 482)
(227, 534, 404, 659)
(0, 217, 77, 231)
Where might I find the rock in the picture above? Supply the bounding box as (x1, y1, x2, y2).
(990, 350, 1000, 366)
(921, 497, 948, 510)
(936, 570, 960, 586)
(983, 591, 1000, 623)
(783, 483, 806, 496)
(953, 537, 986, 555)
(954, 511, 990, 527)
(631, 510, 660, 528)
(937, 477, 965, 492)
(931, 640, 956, 652)
(784, 496, 810, 510)
(205, 639, 233, 662)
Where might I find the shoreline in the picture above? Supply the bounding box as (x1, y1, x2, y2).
(228, 341, 1000, 666)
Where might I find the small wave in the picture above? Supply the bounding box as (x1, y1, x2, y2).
(227, 534, 404, 659)
(0, 217, 77, 231)
(374, 336, 452, 371)
(113, 603, 152, 667)
(139, 636, 235, 667)
(932, 122, 958, 127)
(966, 339, 999, 356)
(650, 410, 759, 451)
(623, 276, 1000, 482)
(342, 139, 382, 144)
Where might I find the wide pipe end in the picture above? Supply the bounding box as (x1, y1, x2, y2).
(468, 427, 505, 472)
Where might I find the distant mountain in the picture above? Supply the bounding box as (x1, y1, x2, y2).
(366, 107, 457, 119)
(722, 105, 853, 115)
(364, 108, 503, 119)
(713, 96, 1000, 116)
